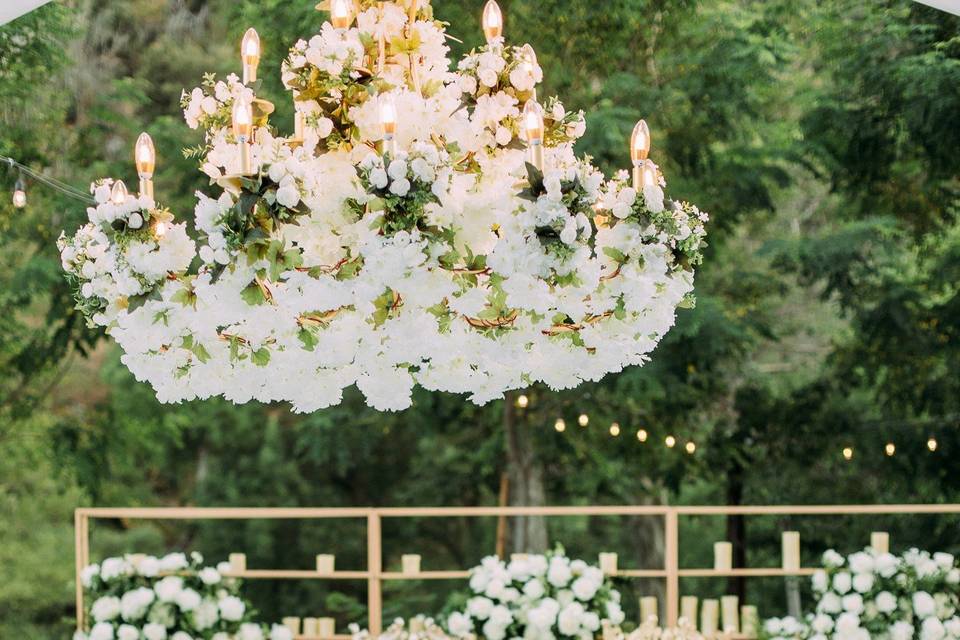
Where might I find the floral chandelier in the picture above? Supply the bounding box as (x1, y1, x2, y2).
(57, 0, 709, 412)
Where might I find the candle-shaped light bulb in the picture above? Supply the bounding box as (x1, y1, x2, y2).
(379, 94, 398, 155)
(639, 159, 658, 188)
(241, 28, 261, 84)
(330, 0, 353, 30)
(110, 180, 129, 205)
(232, 98, 254, 175)
(154, 220, 168, 238)
(520, 44, 538, 76)
(523, 99, 545, 171)
(232, 98, 254, 139)
(12, 177, 26, 208)
(482, 0, 504, 45)
(135, 132, 156, 199)
(630, 119, 651, 164)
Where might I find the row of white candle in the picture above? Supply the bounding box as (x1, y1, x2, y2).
(227, 553, 423, 575)
(281, 616, 337, 638)
(712, 530, 890, 571)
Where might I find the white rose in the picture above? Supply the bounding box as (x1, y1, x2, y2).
(935, 552, 955, 570)
(270, 625, 294, 640)
(127, 212, 144, 230)
(495, 127, 512, 146)
(835, 612, 861, 635)
(143, 623, 168, 640)
(559, 220, 577, 245)
(478, 68, 498, 87)
(154, 576, 184, 602)
(811, 614, 833, 634)
(90, 623, 115, 640)
(922, 617, 946, 640)
(875, 553, 899, 578)
(219, 595, 246, 621)
(822, 550, 844, 568)
(847, 552, 874, 574)
(369, 168, 388, 189)
(944, 617, 960, 637)
(484, 578, 505, 599)
(833, 571, 852, 594)
(389, 178, 411, 196)
(387, 160, 407, 180)
(915, 591, 937, 618)
(276, 181, 301, 208)
(199, 567, 221, 585)
(117, 625, 139, 640)
(238, 623, 264, 640)
(91, 596, 121, 622)
(606, 601, 625, 625)
(467, 596, 494, 620)
(315, 117, 334, 138)
(176, 588, 201, 612)
(523, 579, 545, 600)
(818, 592, 842, 614)
(172, 633, 194, 640)
(875, 591, 897, 613)
(481, 619, 505, 640)
(852, 572, 874, 593)
(811, 570, 829, 593)
(570, 576, 598, 601)
(842, 593, 864, 614)
(557, 603, 585, 636)
(193, 600, 219, 630)
(448, 612, 474, 636)
(891, 621, 915, 640)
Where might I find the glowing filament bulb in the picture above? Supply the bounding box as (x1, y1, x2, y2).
(685, 441, 696, 454)
(609, 422, 621, 437)
(232, 98, 254, 139)
(665, 435, 676, 448)
(630, 119, 651, 164)
(885, 442, 896, 456)
(330, 0, 353, 30)
(578, 413, 589, 427)
(379, 94, 398, 137)
(636, 429, 648, 442)
(482, 0, 503, 44)
(13, 178, 26, 208)
(110, 180, 129, 205)
(554, 418, 566, 433)
(517, 394, 529, 409)
(928, 437, 938, 452)
(135, 133, 156, 178)
(842, 446, 854, 460)
(520, 44, 538, 77)
(241, 28, 261, 84)
(523, 100, 544, 144)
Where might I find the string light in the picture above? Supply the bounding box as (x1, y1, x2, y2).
(12, 175, 26, 208)
(685, 441, 696, 454)
(842, 446, 854, 461)
(578, 413, 589, 427)
(2, 155, 95, 205)
(516, 394, 529, 409)
(885, 442, 896, 456)
(609, 422, 621, 437)
(636, 429, 648, 442)
(665, 435, 676, 448)
(554, 418, 566, 433)
(927, 437, 938, 452)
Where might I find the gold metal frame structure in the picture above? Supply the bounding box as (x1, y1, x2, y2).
(75, 504, 960, 637)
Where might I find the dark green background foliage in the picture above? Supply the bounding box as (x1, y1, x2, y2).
(1, 1, 959, 638)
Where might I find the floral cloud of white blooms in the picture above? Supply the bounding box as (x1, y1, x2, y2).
(58, 0, 709, 412)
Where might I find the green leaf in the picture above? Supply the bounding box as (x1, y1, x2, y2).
(251, 347, 271, 367)
(240, 281, 266, 306)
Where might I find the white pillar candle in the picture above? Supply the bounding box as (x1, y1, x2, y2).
(402, 554, 421, 575)
(282, 617, 302, 635)
(701, 599, 719, 637)
(318, 617, 336, 638)
(316, 554, 336, 574)
(714, 541, 733, 571)
(228, 553, 247, 573)
(303, 618, 319, 637)
(741, 605, 759, 639)
(721, 595, 739, 634)
(599, 552, 618, 575)
(782, 531, 801, 571)
(871, 531, 890, 554)
(680, 596, 699, 629)
(639, 596, 658, 624)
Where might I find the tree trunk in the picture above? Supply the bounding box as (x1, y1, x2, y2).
(629, 484, 668, 610)
(726, 463, 746, 601)
(504, 391, 548, 553)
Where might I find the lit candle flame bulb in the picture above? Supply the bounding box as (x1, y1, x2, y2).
(482, 0, 503, 45)
(640, 160, 658, 188)
(630, 119, 651, 164)
(232, 98, 254, 175)
(523, 99, 545, 171)
(330, 0, 353, 30)
(135, 132, 156, 199)
(520, 44, 538, 77)
(379, 94, 398, 155)
(154, 220, 167, 238)
(110, 180, 129, 205)
(241, 28, 261, 84)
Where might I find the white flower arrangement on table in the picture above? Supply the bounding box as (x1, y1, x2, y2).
(58, 0, 710, 413)
(761, 546, 960, 640)
(75, 552, 292, 640)
(446, 549, 626, 640)
(351, 616, 452, 640)
(619, 618, 717, 640)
